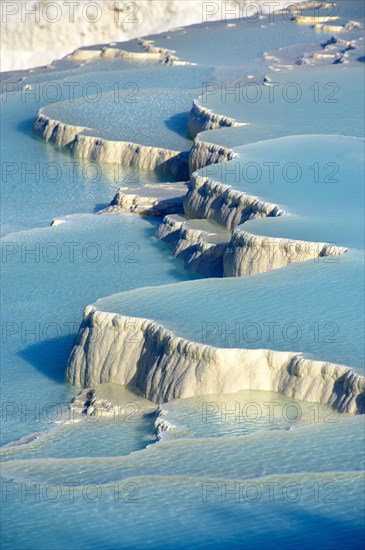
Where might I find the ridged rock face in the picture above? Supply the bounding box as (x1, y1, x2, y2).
(33, 111, 190, 180)
(33, 113, 86, 147)
(66, 307, 365, 413)
(223, 230, 347, 277)
(155, 215, 226, 277)
(184, 174, 284, 230)
(68, 39, 175, 63)
(102, 187, 186, 216)
(155, 216, 347, 278)
(189, 139, 238, 175)
(314, 21, 361, 33)
(187, 99, 245, 139)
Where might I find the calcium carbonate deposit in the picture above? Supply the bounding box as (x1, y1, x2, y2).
(1, 1, 364, 549)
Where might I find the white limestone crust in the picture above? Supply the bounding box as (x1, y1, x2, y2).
(66, 307, 365, 414)
(188, 99, 246, 139)
(184, 173, 284, 230)
(33, 111, 189, 179)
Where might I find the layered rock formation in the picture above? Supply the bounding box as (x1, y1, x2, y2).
(66, 307, 365, 413)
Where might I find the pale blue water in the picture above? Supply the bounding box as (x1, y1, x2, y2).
(97, 252, 365, 371)
(1, 60, 219, 235)
(146, 8, 331, 67)
(42, 88, 195, 149)
(196, 65, 365, 147)
(1, 418, 364, 549)
(204, 134, 365, 247)
(146, 0, 364, 71)
(1, 214, 193, 445)
(122, 106, 362, 372)
(1, 2, 364, 548)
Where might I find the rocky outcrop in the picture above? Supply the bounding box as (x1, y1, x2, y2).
(189, 138, 237, 175)
(155, 215, 228, 277)
(223, 229, 347, 276)
(33, 111, 189, 179)
(188, 99, 245, 138)
(184, 173, 284, 229)
(155, 215, 347, 278)
(101, 184, 188, 216)
(66, 307, 365, 414)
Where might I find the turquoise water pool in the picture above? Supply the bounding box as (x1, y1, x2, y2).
(1, 2, 364, 548)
